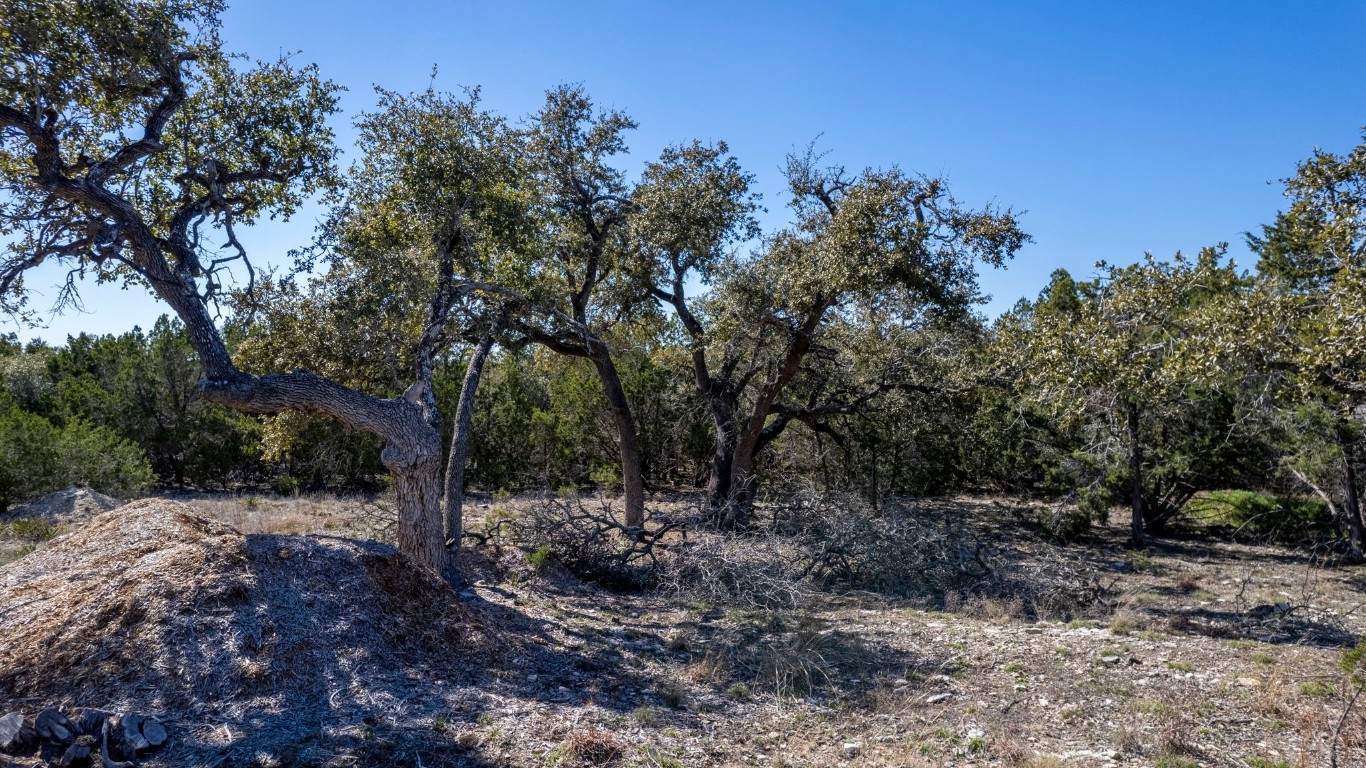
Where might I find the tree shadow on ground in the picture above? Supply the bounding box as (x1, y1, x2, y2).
(162, 534, 673, 767)
(1139, 603, 1358, 648)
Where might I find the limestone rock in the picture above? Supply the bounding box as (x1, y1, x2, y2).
(141, 717, 167, 748)
(0, 712, 36, 754)
(119, 714, 150, 754)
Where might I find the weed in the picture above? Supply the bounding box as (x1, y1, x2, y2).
(1300, 679, 1335, 697)
(1136, 700, 1171, 717)
(1155, 712, 1198, 759)
(638, 744, 683, 768)
(7, 518, 56, 541)
(658, 682, 687, 708)
(1018, 757, 1065, 768)
(561, 726, 625, 763)
(1108, 608, 1142, 635)
(1113, 725, 1144, 754)
(526, 545, 553, 570)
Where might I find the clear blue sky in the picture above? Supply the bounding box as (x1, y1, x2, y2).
(8, 1, 1366, 343)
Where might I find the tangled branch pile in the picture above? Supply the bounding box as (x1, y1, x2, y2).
(502, 491, 1109, 618)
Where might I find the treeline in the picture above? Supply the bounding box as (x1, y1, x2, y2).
(0, 315, 970, 501)
(6, 146, 1366, 558)
(3, 2, 1365, 570)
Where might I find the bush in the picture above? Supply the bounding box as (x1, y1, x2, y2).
(0, 397, 58, 512)
(657, 532, 813, 609)
(501, 495, 679, 589)
(1186, 490, 1332, 542)
(51, 418, 156, 500)
(1038, 503, 1092, 542)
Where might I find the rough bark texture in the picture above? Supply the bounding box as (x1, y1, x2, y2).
(443, 336, 494, 566)
(1341, 434, 1364, 562)
(590, 351, 646, 528)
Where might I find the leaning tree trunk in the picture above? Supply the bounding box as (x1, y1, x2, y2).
(589, 350, 646, 528)
(443, 336, 494, 568)
(1127, 403, 1146, 546)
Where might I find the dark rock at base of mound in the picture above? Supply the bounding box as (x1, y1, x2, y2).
(0, 499, 490, 765)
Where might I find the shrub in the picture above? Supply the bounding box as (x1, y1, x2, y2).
(1037, 503, 1091, 542)
(503, 494, 679, 589)
(1186, 490, 1332, 542)
(51, 418, 155, 500)
(0, 396, 58, 512)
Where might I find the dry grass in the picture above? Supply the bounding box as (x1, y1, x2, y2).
(2, 491, 1364, 767)
(559, 725, 626, 763)
(173, 490, 386, 538)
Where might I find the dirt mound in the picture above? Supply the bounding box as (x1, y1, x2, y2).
(2, 485, 122, 526)
(0, 499, 492, 766)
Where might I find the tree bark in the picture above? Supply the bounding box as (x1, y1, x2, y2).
(1340, 429, 1364, 562)
(590, 349, 646, 528)
(389, 447, 447, 571)
(1127, 402, 1146, 546)
(443, 336, 494, 567)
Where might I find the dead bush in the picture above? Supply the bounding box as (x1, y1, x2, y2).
(696, 614, 879, 697)
(656, 531, 813, 609)
(560, 725, 626, 763)
(1155, 712, 1199, 758)
(494, 495, 683, 589)
(765, 490, 1107, 618)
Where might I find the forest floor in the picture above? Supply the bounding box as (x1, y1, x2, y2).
(1, 491, 1364, 768)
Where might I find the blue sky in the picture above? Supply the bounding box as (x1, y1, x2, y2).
(8, 1, 1366, 342)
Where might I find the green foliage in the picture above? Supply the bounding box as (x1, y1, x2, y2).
(526, 545, 553, 571)
(1185, 490, 1332, 541)
(48, 317, 263, 487)
(5, 517, 56, 541)
(996, 250, 1264, 533)
(51, 418, 155, 499)
(0, 395, 57, 511)
(1, 0, 341, 321)
(0, 393, 152, 510)
(1037, 503, 1092, 543)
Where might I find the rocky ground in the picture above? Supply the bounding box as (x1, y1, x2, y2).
(1, 491, 1362, 767)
